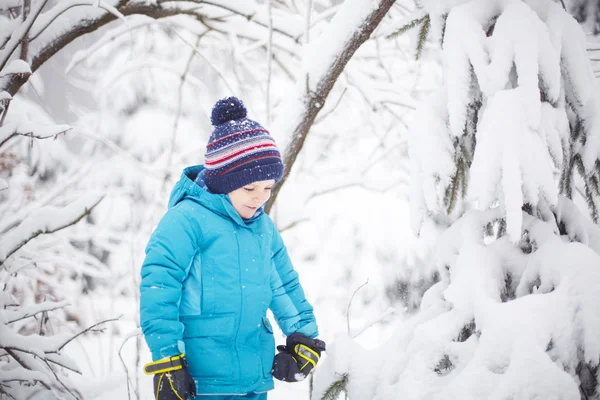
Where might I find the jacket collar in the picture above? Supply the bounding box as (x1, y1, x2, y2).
(168, 165, 264, 227)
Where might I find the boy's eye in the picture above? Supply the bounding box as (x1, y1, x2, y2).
(243, 187, 254, 192)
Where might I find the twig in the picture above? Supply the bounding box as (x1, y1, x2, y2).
(6, 302, 69, 324)
(0, 102, 10, 128)
(346, 279, 369, 336)
(270, 51, 294, 80)
(278, 218, 309, 233)
(118, 328, 143, 400)
(41, 357, 82, 399)
(0, 195, 104, 265)
(129, 202, 142, 398)
(65, 18, 208, 74)
(265, 0, 397, 213)
(56, 316, 121, 352)
(156, 0, 299, 42)
(4, 349, 53, 391)
(314, 87, 347, 124)
(351, 307, 396, 339)
(0, 0, 48, 71)
(295, 4, 340, 43)
(76, 130, 162, 180)
(266, 0, 274, 124)
(559, 0, 566, 11)
(28, 0, 127, 42)
(375, 37, 393, 82)
(305, 0, 313, 44)
(19, 0, 31, 61)
(0, 160, 96, 234)
(0, 125, 70, 149)
(170, 28, 236, 93)
(305, 181, 400, 205)
(161, 32, 203, 194)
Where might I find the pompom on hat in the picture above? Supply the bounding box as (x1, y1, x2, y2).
(203, 97, 284, 194)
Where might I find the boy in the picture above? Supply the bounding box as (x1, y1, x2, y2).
(140, 97, 325, 399)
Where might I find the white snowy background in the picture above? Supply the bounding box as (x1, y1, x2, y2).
(1, 0, 600, 399)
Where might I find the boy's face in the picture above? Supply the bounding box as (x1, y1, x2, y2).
(228, 179, 276, 219)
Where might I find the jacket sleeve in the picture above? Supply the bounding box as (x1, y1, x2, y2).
(139, 207, 198, 361)
(269, 228, 319, 338)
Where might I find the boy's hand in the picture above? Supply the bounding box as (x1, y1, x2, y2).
(144, 354, 196, 400)
(271, 333, 326, 382)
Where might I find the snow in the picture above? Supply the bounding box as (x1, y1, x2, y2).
(408, 87, 455, 232)
(397, 0, 600, 398)
(3, 0, 600, 399)
(4, 300, 69, 324)
(315, 203, 600, 399)
(469, 87, 558, 241)
(0, 59, 32, 77)
(0, 193, 103, 263)
(0, 0, 46, 71)
(0, 0, 22, 10)
(0, 91, 11, 103)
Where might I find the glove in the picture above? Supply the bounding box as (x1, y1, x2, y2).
(271, 333, 326, 382)
(144, 354, 197, 400)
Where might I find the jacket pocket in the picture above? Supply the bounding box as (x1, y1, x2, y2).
(259, 316, 275, 378)
(181, 313, 236, 381)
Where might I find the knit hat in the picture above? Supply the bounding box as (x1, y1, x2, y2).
(203, 97, 284, 194)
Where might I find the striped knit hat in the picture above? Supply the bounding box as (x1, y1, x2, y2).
(203, 97, 284, 194)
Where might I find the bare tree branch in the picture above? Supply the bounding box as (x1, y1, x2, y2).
(19, 0, 32, 61)
(265, 0, 397, 213)
(56, 316, 121, 352)
(346, 279, 369, 336)
(0, 123, 71, 149)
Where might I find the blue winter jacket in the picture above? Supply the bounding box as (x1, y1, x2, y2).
(140, 165, 319, 396)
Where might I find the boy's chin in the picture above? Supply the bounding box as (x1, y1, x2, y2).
(240, 208, 257, 218)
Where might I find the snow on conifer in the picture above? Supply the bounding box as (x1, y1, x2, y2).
(313, 0, 600, 399)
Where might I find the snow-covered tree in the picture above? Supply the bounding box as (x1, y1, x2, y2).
(314, 0, 600, 399)
(0, 91, 111, 398)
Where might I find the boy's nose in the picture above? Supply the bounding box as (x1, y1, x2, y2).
(255, 193, 269, 203)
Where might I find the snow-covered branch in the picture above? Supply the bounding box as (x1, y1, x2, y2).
(1, 0, 300, 96)
(1, 291, 119, 399)
(153, 0, 300, 42)
(266, 0, 397, 212)
(0, 0, 48, 71)
(0, 193, 103, 265)
(0, 121, 71, 148)
(4, 300, 69, 324)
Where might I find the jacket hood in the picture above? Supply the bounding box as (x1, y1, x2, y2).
(168, 165, 264, 225)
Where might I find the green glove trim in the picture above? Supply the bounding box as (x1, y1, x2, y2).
(144, 353, 186, 375)
(294, 344, 320, 371)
